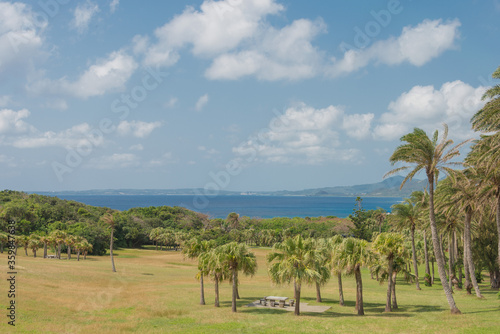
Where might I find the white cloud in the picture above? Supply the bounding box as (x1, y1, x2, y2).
(329, 19, 461, 77)
(148, 152, 177, 166)
(72, 1, 100, 34)
(373, 80, 487, 140)
(195, 94, 209, 111)
(206, 19, 326, 81)
(342, 113, 374, 139)
(87, 153, 138, 169)
(29, 50, 138, 98)
(43, 99, 68, 111)
(0, 109, 33, 134)
(110, 0, 119, 13)
(117, 120, 162, 138)
(143, 0, 283, 67)
(233, 103, 361, 164)
(0, 2, 46, 73)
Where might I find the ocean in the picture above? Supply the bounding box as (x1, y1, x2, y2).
(55, 195, 402, 219)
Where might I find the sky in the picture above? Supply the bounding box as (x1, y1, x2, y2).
(0, 0, 499, 192)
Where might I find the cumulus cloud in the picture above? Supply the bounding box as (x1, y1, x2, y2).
(117, 120, 162, 138)
(29, 50, 138, 98)
(142, 0, 283, 67)
(373, 80, 487, 140)
(72, 1, 100, 34)
(329, 19, 461, 77)
(0, 2, 46, 73)
(0, 108, 34, 134)
(195, 94, 209, 111)
(206, 19, 326, 81)
(233, 103, 362, 164)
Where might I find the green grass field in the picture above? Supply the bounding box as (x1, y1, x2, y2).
(1, 247, 499, 333)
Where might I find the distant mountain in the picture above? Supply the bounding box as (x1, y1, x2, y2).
(36, 176, 426, 198)
(262, 176, 426, 197)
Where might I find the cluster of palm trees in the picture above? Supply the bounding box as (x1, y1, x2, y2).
(149, 227, 190, 251)
(383, 65, 500, 314)
(0, 230, 93, 261)
(182, 238, 257, 313)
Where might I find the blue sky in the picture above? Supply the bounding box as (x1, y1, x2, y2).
(0, 0, 499, 192)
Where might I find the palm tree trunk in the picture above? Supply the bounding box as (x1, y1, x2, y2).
(385, 257, 393, 312)
(431, 259, 435, 284)
(463, 244, 472, 294)
(338, 272, 344, 306)
(235, 272, 240, 299)
(428, 179, 461, 314)
(57, 244, 61, 259)
(43, 242, 47, 258)
(214, 275, 220, 307)
(33, 249, 37, 258)
(464, 210, 483, 298)
(24, 247, 28, 256)
(391, 271, 398, 309)
(315, 281, 322, 303)
(67, 245, 71, 260)
(200, 274, 206, 305)
(110, 228, 116, 272)
(354, 265, 364, 316)
(411, 226, 421, 290)
(231, 269, 237, 312)
(77, 250, 80, 261)
(294, 282, 301, 316)
(294, 280, 297, 299)
(448, 233, 453, 292)
(424, 230, 431, 286)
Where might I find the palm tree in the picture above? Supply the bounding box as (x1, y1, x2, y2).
(182, 238, 216, 305)
(331, 237, 372, 315)
(18, 235, 29, 256)
(39, 235, 49, 258)
(390, 199, 422, 290)
(311, 238, 332, 303)
(82, 240, 92, 260)
(373, 208, 388, 233)
(66, 234, 76, 260)
(28, 234, 42, 258)
(373, 232, 406, 312)
(471, 65, 500, 133)
(199, 246, 228, 307)
(437, 173, 484, 298)
(385, 124, 465, 314)
(329, 235, 345, 306)
(267, 235, 320, 316)
(219, 242, 257, 312)
(50, 230, 67, 259)
(101, 213, 117, 272)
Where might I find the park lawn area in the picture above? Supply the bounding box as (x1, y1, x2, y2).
(1, 247, 499, 333)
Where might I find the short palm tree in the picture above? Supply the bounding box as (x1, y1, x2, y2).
(372, 232, 406, 312)
(28, 234, 42, 258)
(267, 235, 320, 316)
(199, 246, 228, 307)
(331, 237, 372, 315)
(219, 242, 257, 312)
(385, 124, 465, 314)
(329, 235, 345, 306)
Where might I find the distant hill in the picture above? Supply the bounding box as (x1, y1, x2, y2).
(36, 176, 426, 198)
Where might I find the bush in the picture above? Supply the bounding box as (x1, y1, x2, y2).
(424, 273, 432, 287)
(475, 270, 483, 283)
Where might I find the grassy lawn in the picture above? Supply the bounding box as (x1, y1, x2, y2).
(1, 247, 499, 333)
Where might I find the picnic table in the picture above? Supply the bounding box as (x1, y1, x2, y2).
(265, 296, 288, 308)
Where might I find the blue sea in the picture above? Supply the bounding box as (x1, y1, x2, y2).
(55, 195, 402, 219)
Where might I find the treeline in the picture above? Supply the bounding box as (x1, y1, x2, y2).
(0, 190, 388, 256)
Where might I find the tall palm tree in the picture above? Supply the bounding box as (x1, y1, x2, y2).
(182, 238, 216, 305)
(385, 124, 466, 314)
(102, 213, 117, 272)
(329, 235, 345, 306)
(373, 232, 406, 312)
(390, 199, 422, 290)
(331, 237, 372, 315)
(219, 242, 257, 312)
(267, 235, 320, 316)
(437, 173, 484, 298)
